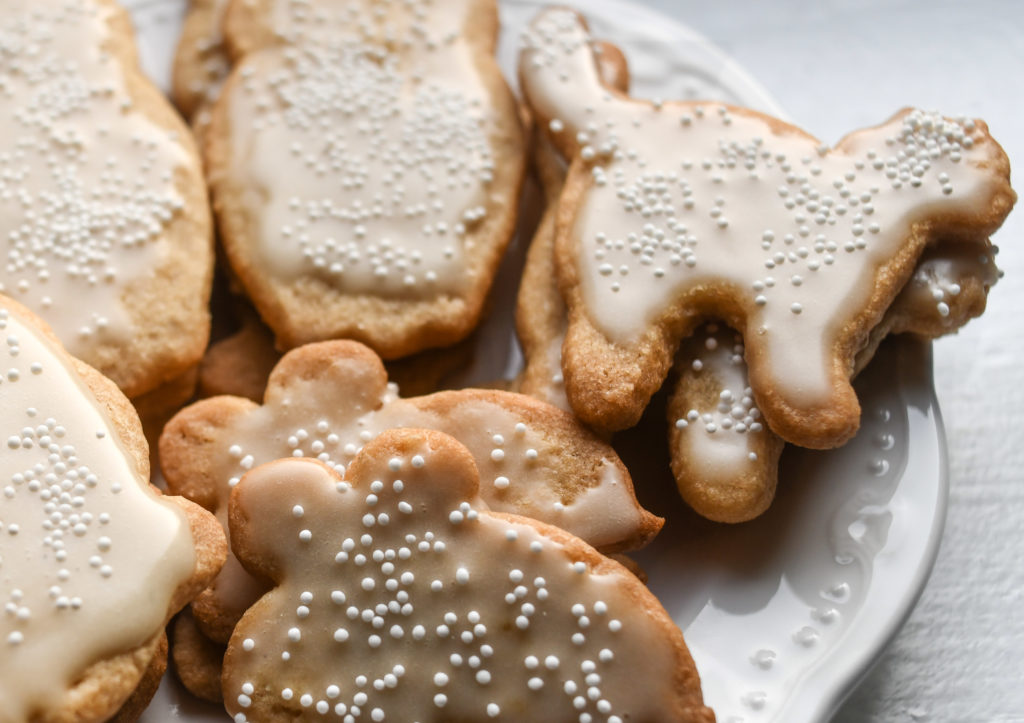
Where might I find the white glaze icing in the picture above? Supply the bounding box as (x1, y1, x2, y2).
(668, 242, 997, 521)
(223, 436, 701, 722)
(673, 324, 764, 480)
(0, 0, 189, 362)
(224, 0, 497, 298)
(0, 302, 194, 720)
(177, 348, 645, 626)
(520, 8, 1007, 406)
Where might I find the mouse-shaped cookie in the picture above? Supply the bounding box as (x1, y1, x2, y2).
(223, 428, 714, 722)
(161, 339, 661, 699)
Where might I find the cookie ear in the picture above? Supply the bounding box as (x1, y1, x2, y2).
(263, 340, 389, 412)
(229, 430, 484, 582)
(229, 458, 339, 584)
(343, 428, 484, 513)
(520, 8, 626, 159)
(400, 0, 500, 55)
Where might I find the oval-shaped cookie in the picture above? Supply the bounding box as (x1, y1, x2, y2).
(205, 0, 525, 357)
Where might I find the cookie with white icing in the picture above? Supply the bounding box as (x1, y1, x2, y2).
(204, 0, 526, 357)
(519, 8, 1014, 447)
(223, 428, 714, 722)
(0, 296, 225, 722)
(671, 239, 1000, 522)
(171, 0, 231, 138)
(159, 339, 660, 696)
(0, 0, 214, 400)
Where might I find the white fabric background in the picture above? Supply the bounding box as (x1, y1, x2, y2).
(637, 1, 1024, 720)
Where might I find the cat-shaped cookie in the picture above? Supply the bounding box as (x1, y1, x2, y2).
(519, 8, 1013, 447)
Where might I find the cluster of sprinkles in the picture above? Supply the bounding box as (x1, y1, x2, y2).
(229, 0, 495, 296)
(224, 393, 547, 503)
(520, 8, 1004, 407)
(0, 2, 186, 354)
(226, 443, 680, 722)
(673, 325, 763, 463)
(906, 243, 999, 321)
(580, 103, 985, 313)
(0, 307, 118, 649)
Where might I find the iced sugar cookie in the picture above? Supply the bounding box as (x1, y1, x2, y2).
(671, 239, 1000, 522)
(0, 297, 225, 721)
(205, 0, 526, 356)
(0, 0, 214, 400)
(160, 339, 660, 700)
(223, 428, 714, 722)
(171, 0, 231, 129)
(519, 8, 1014, 447)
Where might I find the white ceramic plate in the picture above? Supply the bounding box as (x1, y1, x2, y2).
(126, 1, 947, 721)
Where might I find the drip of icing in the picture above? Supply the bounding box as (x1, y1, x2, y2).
(0, 303, 194, 720)
(0, 1, 189, 360)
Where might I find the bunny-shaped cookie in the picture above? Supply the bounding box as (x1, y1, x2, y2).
(206, 0, 525, 357)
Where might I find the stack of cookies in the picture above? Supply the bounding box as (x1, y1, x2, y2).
(0, 0, 1013, 720)
(518, 8, 1013, 522)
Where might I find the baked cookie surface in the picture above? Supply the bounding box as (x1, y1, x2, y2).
(223, 428, 714, 722)
(519, 8, 1014, 447)
(161, 340, 659, 666)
